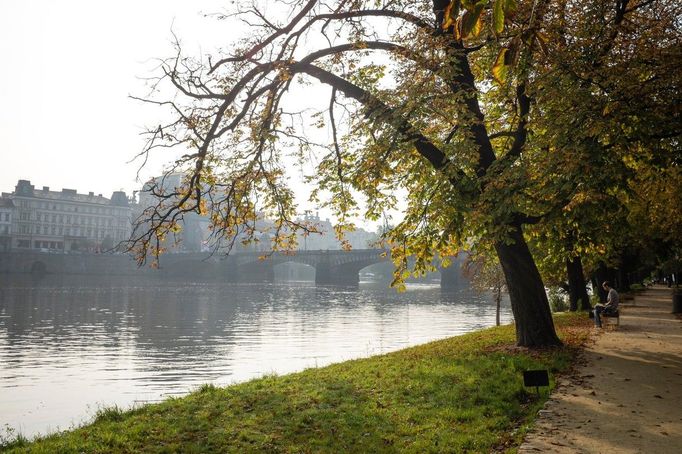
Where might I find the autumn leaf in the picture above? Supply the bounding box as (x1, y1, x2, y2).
(442, 0, 461, 30)
(492, 0, 505, 35)
(461, 2, 485, 39)
(492, 48, 510, 84)
(535, 31, 550, 56)
(504, 0, 517, 17)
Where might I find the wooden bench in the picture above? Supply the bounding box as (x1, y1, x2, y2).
(601, 309, 620, 329)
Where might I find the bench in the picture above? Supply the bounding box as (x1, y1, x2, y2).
(601, 309, 620, 329)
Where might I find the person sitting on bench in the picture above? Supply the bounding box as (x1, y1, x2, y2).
(594, 281, 619, 328)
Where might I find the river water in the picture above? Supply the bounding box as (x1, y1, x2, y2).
(0, 274, 512, 438)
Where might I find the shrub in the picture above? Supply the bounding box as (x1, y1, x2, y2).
(548, 288, 569, 312)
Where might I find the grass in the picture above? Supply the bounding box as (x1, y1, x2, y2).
(2, 313, 593, 453)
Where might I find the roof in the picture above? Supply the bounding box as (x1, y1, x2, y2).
(10, 180, 128, 207)
(27, 188, 112, 205)
(0, 198, 15, 209)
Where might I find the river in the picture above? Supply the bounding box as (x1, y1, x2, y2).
(0, 274, 512, 438)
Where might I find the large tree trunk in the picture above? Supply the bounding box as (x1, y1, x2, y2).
(566, 256, 591, 311)
(495, 226, 562, 347)
(593, 261, 611, 303)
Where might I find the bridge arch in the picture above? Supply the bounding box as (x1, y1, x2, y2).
(273, 261, 316, 282)
(223, 249, 389, 285)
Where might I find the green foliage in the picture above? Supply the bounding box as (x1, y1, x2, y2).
(0, 425, 28, 451)
(548, 288, 569, 313)
(9, 314, 592, 453)
(524, 0, 682, 281)
(94, 405, 126, 424)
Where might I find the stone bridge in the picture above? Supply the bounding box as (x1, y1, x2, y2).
(159, 249, 466, 288)
(155, 249, 389, 285)
(0, 249, 466, 288)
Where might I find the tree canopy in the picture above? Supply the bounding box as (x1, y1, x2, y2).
(129, 0, 681, 347)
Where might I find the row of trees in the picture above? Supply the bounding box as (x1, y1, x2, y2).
(129, 0, 681, 347)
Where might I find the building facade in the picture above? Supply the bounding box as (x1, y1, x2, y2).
(137, 173, 211, 252)
(0, 197, 14, 251)
(295, 211, 378, 251)
(4, 180, 132, 252)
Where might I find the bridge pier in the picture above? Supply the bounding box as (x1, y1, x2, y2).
(439, 255, 467, 290)
(315, 263, 359, 286)
(229, 260, 275, 283)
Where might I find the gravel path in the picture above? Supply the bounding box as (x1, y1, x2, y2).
(519, 286, 682, 454)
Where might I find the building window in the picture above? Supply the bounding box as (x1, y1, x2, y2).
(17, 240, 29, 248)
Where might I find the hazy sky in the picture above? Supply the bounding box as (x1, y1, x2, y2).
(0, 0, 234, 198)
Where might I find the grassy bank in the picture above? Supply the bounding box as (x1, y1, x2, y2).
(4, 313, 592, 453)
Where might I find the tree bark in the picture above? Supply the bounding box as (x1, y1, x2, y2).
(593, 261, 611, 303)
(566, 256, 591, 311)
(495, 291, 501, 326)
(495, 225, 562, 347)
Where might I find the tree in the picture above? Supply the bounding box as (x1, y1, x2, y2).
(463, 252, 507, 326)
(128, 0, 677, 346)
(515, 0, 680, 302)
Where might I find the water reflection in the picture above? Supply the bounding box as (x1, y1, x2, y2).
(0, 275, 511, 438)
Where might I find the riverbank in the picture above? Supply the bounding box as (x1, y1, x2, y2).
(2, 313, 592, 453)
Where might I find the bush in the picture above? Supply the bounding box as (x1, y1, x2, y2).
(548, 288, 569, 312)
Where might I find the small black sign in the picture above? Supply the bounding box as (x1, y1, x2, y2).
(523, 370, 549, 387)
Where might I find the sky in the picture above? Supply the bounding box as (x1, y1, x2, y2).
(0, 0, 235, 199)
(0, 1, 392, 230)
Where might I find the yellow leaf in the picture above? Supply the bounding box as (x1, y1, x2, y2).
(443, 1, 461, 30)
(461, 2, 485, 39)
(492, 48, 509, 84)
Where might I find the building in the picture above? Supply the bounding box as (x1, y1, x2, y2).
(137, 173, 211, 252)
(136, 174, 379, 253)
(4, 180, 132, 252)
(295, 211, 378, 250)
(0, 197, 14, 252)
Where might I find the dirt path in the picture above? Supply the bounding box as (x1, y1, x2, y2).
(519, 286, 682, 453)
